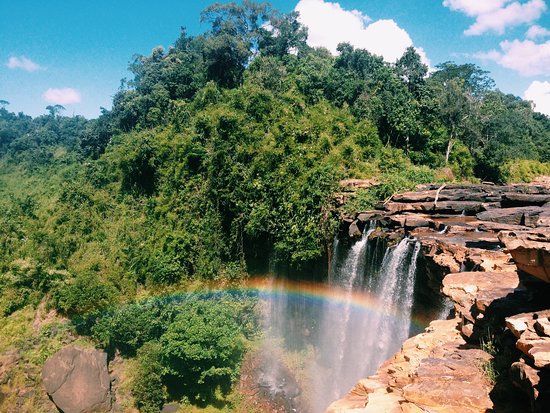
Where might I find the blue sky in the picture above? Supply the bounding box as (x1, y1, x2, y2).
(1, 0, 550, 118)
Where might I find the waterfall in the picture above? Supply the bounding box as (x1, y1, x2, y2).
(260, 226, 422, 413)
(311, 235, 421, 412)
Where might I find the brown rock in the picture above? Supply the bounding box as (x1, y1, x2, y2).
(535, 318, 550, 337)
(499, 229, 550, 283)
(510, 361, 541, 401)
(405, 215, 433, 229)
(510, 232, 550, 274)
(326, 319, 494, 413)
(349, 220, 362, 238)
(402, 352, 493, 413)
(502, 193, 550, 206)
(385, 201, 485, 215)
(42, 346, 111, 413)
(340, 179, 378, 190)
(442, 271, 519, 322)
(506, 311, 550, 338)
(477, 207, 545, 227)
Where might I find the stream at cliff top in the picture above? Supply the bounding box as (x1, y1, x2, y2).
(257, 224, 448, 412)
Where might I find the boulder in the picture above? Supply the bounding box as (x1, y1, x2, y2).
(510, 361, 541, 405)
(42, 346, 111, 413)
(442, 271, 520, 323)
(348, 220, 362, 238)
(402, 349, 493, 413)
(506, 311, 550, 369)
(499, 230, 550, 283)
(502, 193, 550, 207)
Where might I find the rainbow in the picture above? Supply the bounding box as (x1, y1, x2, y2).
(151, 276, 431, 332)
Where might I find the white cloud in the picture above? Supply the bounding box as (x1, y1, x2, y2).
(42, 88, 81, 105)
(443, 0, 547, 36)
(6, 56, 43, 72)
(443, 0, 509, 16)
(526, 24, 550, 39)
(476, 39, 550, 76)
(295, 0, 429, 64)
(524, 80, 550, 115)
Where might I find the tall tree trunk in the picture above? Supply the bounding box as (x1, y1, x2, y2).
(445, 133, 454, 165)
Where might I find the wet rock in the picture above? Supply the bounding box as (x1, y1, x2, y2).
(348, 220, 362, 238)
(357, 212, 385, 223)
(42, 345, 111, 413)
(325, 379, 373, 412)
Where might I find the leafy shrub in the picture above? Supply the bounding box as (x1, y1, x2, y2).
(51, 272, 117, 316)
(159, 299, 246, 403)
(500, 159, 550, 183)
(131, 341, 167, 413)
(91, 301, 166, 355)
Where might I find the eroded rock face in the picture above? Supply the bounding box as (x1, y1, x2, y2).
(506, 311, 550, 370)
(442, 271, 520, 323)
(499, 229, 550, 283)
(42, 345, 111, 413)
(329, 182, 550, 413)
(325, 318, 494, 413)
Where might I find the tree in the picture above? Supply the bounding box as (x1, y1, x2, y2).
(200, 1, 272, 88)
(430, 62, 495, 97)
(396, 46, 428, 96)
(131, 342, 167, 413)
(431, 77, 477, 164)
(257, 10, 308, 57)
(46, 104, 65, 117)
(0, 100, 9, 109)
(160, 299, 245, 403)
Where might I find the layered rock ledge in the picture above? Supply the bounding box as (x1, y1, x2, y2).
(328, 182, 550, 413)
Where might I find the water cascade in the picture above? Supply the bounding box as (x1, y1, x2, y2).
(261, 226, 424, 412)
(311, 235, 421, 411)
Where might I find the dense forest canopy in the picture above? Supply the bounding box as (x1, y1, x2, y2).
(0, 1, 549, 411)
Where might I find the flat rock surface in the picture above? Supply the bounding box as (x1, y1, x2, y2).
(477, 206, 545, 227)
(42, 345, 111, 413)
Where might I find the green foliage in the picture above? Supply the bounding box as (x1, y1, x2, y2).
(80, 293, 257, 410)
(160, 299, 246, 403)
(90, 301, 166, 355)
(0, 2, 549, 411)
(500, 159, 550, 183)
(51, 272, 117, 316)
(131, 341, 168, 413)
